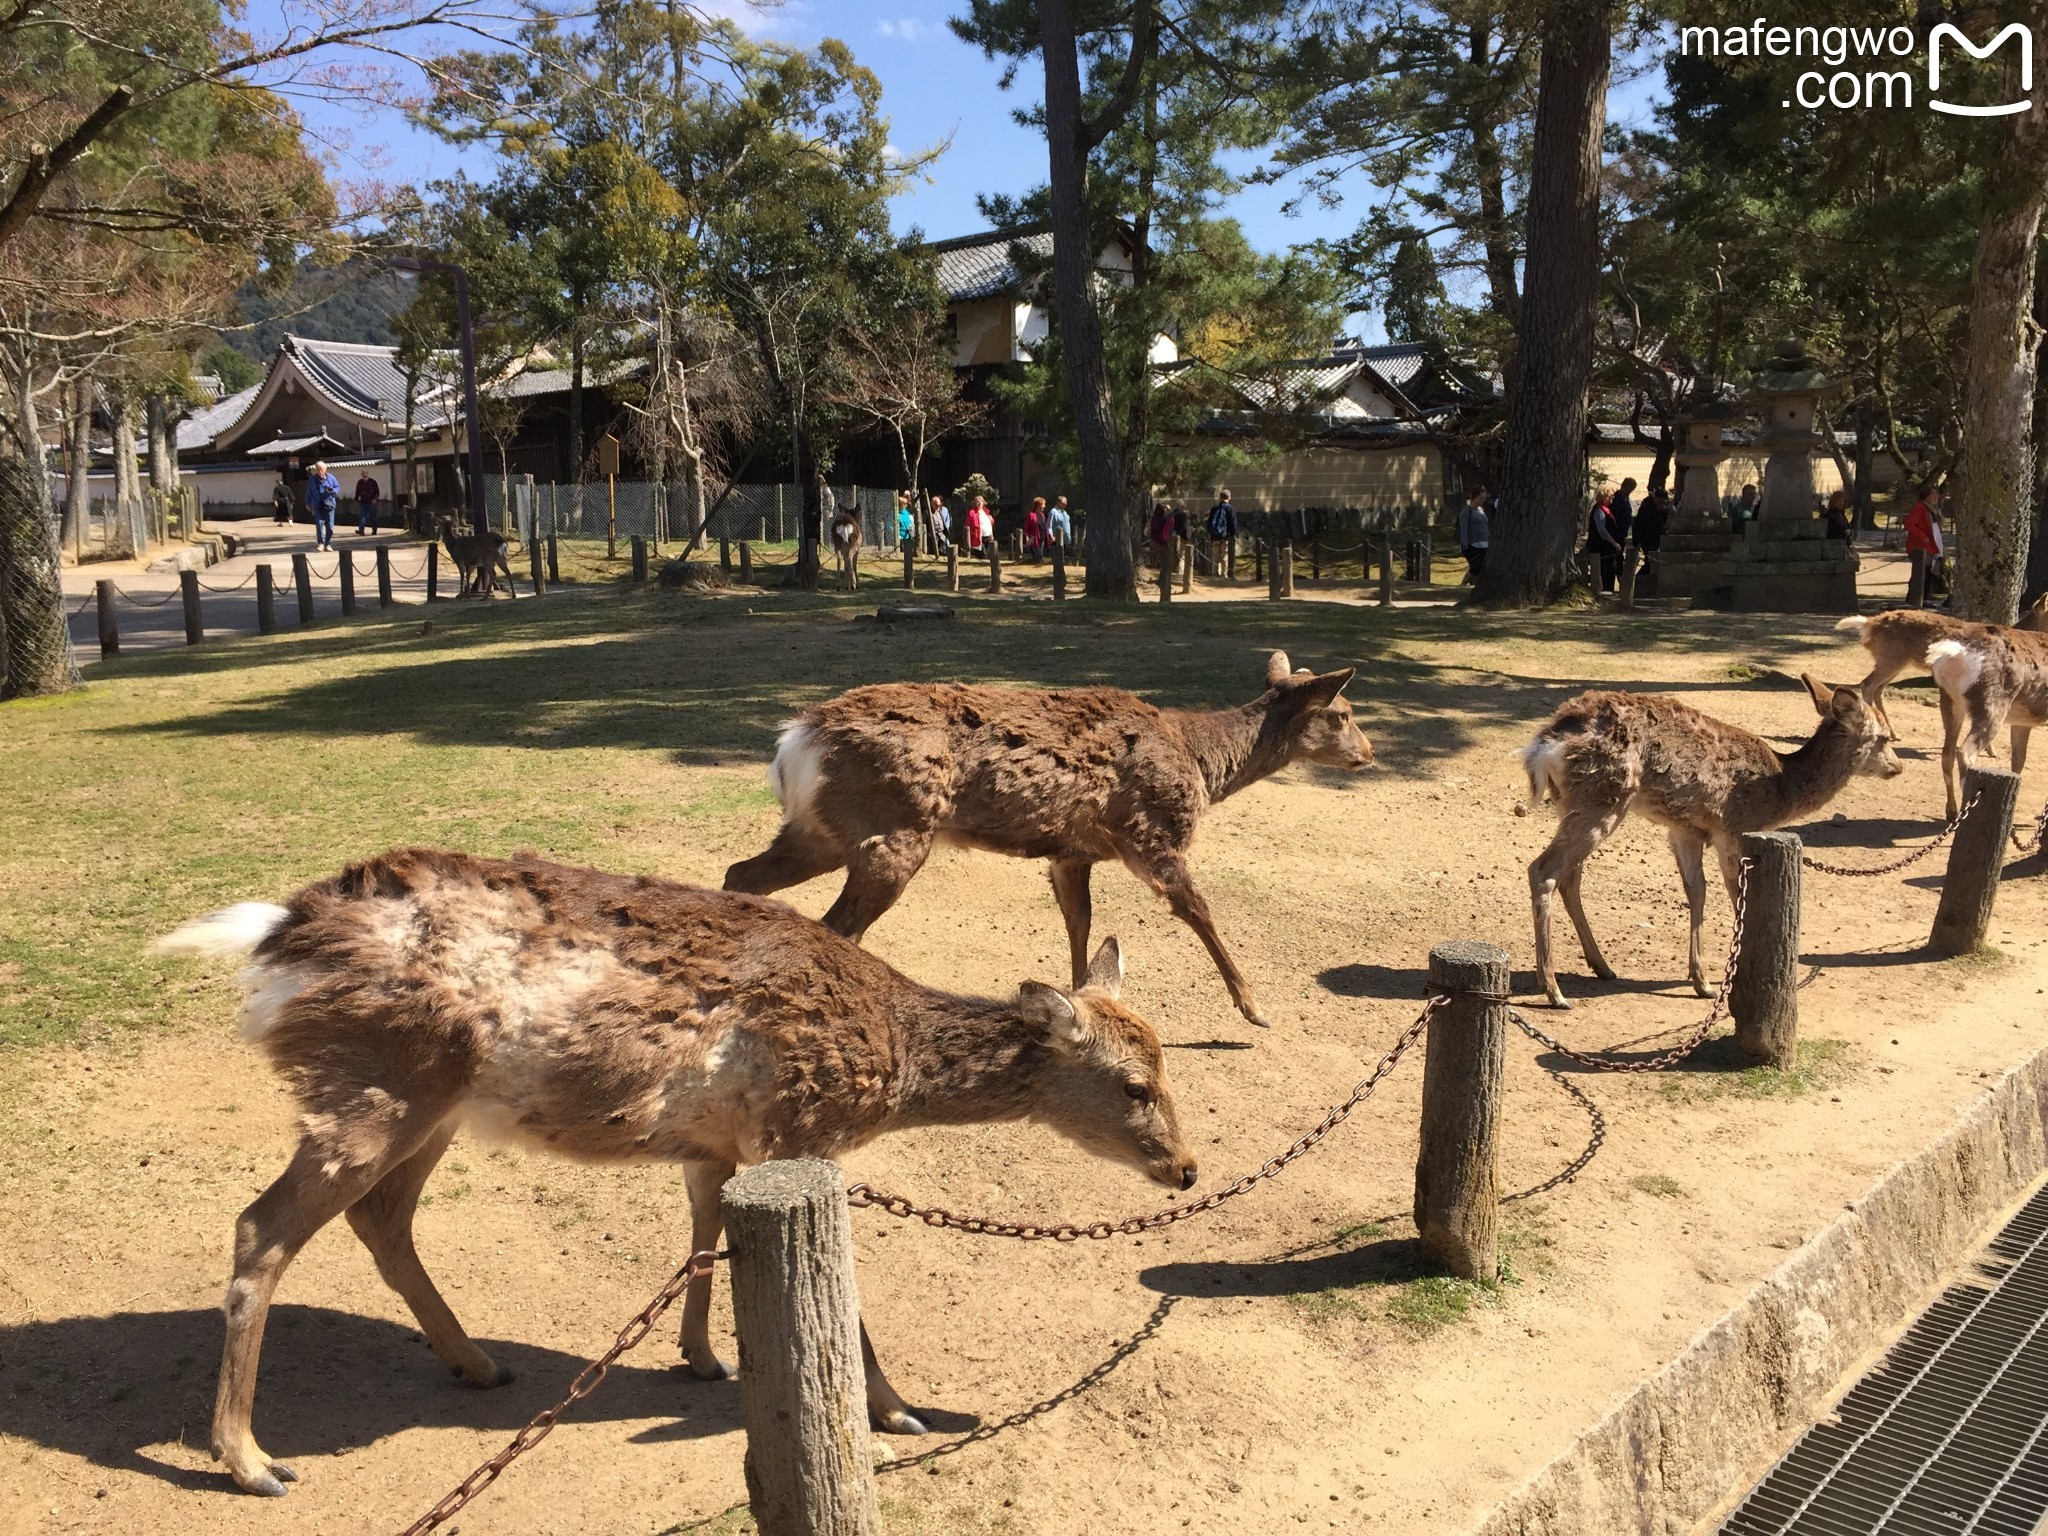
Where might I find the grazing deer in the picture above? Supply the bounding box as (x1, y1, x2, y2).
(155, 848, 1191, 1496)
(435, 514, 517, 599)
(1523, 677, 1902, 1008)
(1837, 595, 2046, 735)
(723, 650, 1371, 1028)
(1927, 625, 2048, 819)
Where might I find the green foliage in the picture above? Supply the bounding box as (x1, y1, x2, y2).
(953, 472, 998, 508)
(219, 260, 413, 360)
(200, 344, 260, 392)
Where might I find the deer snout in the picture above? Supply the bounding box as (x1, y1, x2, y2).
(1178, 1163, 1198, 1191)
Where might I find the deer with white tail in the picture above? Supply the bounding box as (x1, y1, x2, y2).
(723, 650, 1371, 1029)
(155, 847, 1194, 1496)
(1523, 677, 1902, 1008)
(1926, 620, 2048, 819)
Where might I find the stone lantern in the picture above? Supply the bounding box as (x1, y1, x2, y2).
(1720, 335, 1857, 613)
(1656, 395, 1739, 602)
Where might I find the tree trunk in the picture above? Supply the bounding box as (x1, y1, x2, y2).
(1040, 0, 1142, 600)
(1473, 3, 1610, 607)
(1953, 37, 2048, 625)
(570, 329, 586, 532)
(1468, 24, 1523, 343)
(798, 456, 822, 589)
(62, 375, 89, 554)
(145, 394, 176, 492)
(0, 440, 73, 698)
(1852, 404, 1876, 534)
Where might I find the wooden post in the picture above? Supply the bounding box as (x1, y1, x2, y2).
(256, 565, 276, 635)
(722, 1160, 881, 1536)
(95, 579, 117, 657)
(1731, 831, 1801, 1068)
(1931, 766, 2023, 957)
(1178, 537, 1192, 594)
(1618, 544, 1640, 610)
(1378, 530, 1394, 606)
(547, 533, 561, 585)
(1414, 940, 1508, 1281)
(173, 568, 202, 645)
(946, 543, 959, 592)
(292, 552, 314, 624)
(529, 535, 546, 595)
(426, 541, 440, 602)
(988, 541, 1002, 593)
(739, 541, 753, 584)
(1052, 538, 1067, 600)
(1158, 541, 1173, 603)
(1252, 539, 1263, 584)
(1265, 541, 1279, 600)
(720, 536, 732, 574)
(1277, 541, 1295, 598)
(338, 551, 356, 616)
(902, 538, 915, 590)
(375, 544, 393, 608)
(607, 473, 617, 560)
(631, 534, 648, 584)
(1310, 536, 1322, 581)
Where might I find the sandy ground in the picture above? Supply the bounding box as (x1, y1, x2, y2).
(4, 595, 2046, 1536)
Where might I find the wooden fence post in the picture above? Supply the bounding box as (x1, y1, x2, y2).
(426, 541, 441, 602)
(180, 569, 202, 645)
(1931, 766, 2023, 957)
(1158, 541, 1174, 603)
(631, 534, 649, 583)
(375, 544, 393, 608)
(946, 543, 959, 592)
(1051, 539, 1067, 600)
(1731, 830, 1801, 1068)
(338, 551, 356, 616)
(1277, 541, 1295, 598)
(1310, 536, 1322, 581)
(1178, 538, 1192, 594)
(722, 1160, 881, 1536)
(720, 536, 732, 574)
(1378, 530, 1395, 606)
(1618, 544, 1640, 610)
(547, 533, 561, 585)
(739, 541, 753, 584)
(256, 565, 276, 635)
(1414, 940, 1508, 1281)
(292, 552, 314, 624)
(902, 538, 915, 590)
(1252, 539, 1264, 584)
(529, 535, 546, 595)
(988, 541, 1002, 593)
(95, 579, 117, 657)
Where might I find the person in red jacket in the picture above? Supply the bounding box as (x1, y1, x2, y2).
(1904, 482, 1945, 609)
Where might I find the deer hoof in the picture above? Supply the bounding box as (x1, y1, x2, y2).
(872, 1406, 929, 1436)
(1691, 978, 1712, 1000)
(1546, 989, 1573, 1011)
(1590, 960, 1617, 981)
(240, 1463, 298, 1497)
(684, 1353, 734, 1381)
(1237, 1001, 1272, 1029)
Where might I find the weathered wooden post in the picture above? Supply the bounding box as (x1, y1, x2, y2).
(529, 535, 546, 595)
(720, 536, 732, 574)
(426, 541, 441, 602)
(1276, 541, 1295, 598)
(375, 544, 393, 608)
(902, 538, 915, 590)
(338, 551, 356, 615)
(547, 533, 561, 585)
(256, 565, 276, 635)
(739, 541, 754, 584)
(1252, 539, 1264, 584)
(631, 534, 649, 583)
(1178, 537, 1192, 594)
(1158, 541, 1174, 603)
(180, 569, 203, 645)
(1618, 544, 1640, 611)
(1310, 535, 1322, 581)
(1414, 940, 1508, 1281)
(988, 540, 1002, 593)
(95, 580, 117, 657)
(1378, 529, 1395, 606)
(722, 1160, 881, 1536)
(1731, 830, 1801, 1068)
(946, 542, 959, 592)
(291, 552, 314, 624)
(1051, 538, 1067, 600)
(1931, 766, 2022, 958)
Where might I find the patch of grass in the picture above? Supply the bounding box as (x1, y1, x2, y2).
(1328, 1218, 1387, 1244)
(1659, 1038, 1855, 1103)
(1385, 1273, 1507, 1335)
(1726, 663, 1764, 681)
(1629, 1173, 1685, 1198)
(1949, 946, 2010, 971)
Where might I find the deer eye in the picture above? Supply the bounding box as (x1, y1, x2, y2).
(1124, 1081, 1153, 1104)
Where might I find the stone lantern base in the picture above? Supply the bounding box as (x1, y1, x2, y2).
(1715, 519, 1858, 613)
(1654, 512, 1734, 602)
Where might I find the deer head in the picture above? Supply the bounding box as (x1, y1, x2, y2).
(1802, 673, 1904, 779)
(1264, 650, 1372, 770)
(1019, 938, 1197, 1191)
(2019, 592, 2048, 633)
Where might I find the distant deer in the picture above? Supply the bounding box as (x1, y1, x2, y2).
(1927, 624, 2048, 819)
(723, 650, 1371, 1028)
(1523, 677, 1902, 1008)
(435, 514, 517, 599)
(829, 505, 862, 589)
(155, 848, 1191, 1496)
(1837, 595, 2046, 736)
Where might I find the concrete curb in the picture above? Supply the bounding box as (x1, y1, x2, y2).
(1471, 1041, 2048, 1536)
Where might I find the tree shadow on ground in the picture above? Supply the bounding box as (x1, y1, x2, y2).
(0, 1304, 741, 1495)
(1137, 1232, 1427, 1300)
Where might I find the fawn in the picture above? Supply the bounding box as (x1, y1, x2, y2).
(1927, 624, 2048, 819)
(1523, 677, 1902, 1007)
(1838, 594, 2046, 738)
(723, 650, 1371, 1027)
(435, 514, 517, 598)
(157, 848, 1192, 1496)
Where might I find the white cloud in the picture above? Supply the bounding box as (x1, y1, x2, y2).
(693, 0, 803, 39)
(876, 17, 929, 42)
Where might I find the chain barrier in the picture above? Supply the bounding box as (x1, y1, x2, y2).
(2012, 798, 2048, 855)
(107, 583, 184, 608)
(848, 996, 1443, 1240)
(1801, 792, 1977, 877)
(1510, 857, 1751, 1073)
(393, 1248, 723, 1536)
(195, 570, 261, 594)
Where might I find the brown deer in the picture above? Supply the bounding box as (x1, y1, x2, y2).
(1928, 626, 2048, 818)
(829, 504, 862, 589)
(435, 514, 517, 598)
(1523, 677, 1902, 1008)
(1838, 596, 2046, 737)
(723, 650, 1371, 1028)
(155, 848, 1192, 1497)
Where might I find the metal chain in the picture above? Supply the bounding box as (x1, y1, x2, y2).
(195, 570, 261, 594)
(847, 997, 1443, 1240)
(1801, 791, 1978, 877)
(1509, 856, 1751, 1073)
(2012, 798, 2048, 854)
(392, 1248, 722, 1536)
(107, 583, 184, 608)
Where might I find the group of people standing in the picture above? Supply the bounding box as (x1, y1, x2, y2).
(272, 461, 385, 552)
(1582, 477, 1675, 593)
(889, 489, 1074, 560)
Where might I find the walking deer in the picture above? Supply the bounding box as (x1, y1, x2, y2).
(156, 848, 1192, 1496)
(1523, 678, 1902, 1008)
(1927, 624, 2048, 818)
(829, 506, 862, 590)
(435, 514, 517, 598)
(1837, 596, 2045, 737)
(723, 650, 1371, 1028)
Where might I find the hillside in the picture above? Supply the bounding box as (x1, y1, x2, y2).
(221, 261, 414, 361)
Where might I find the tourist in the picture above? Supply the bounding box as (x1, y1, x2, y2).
(1147, 500, 1175, 576)
(304, 460, 340, 551)
(1584, 488, 1622, 592)
(1456, 486, 1490, 584)
(1024, 497, 1047, 560)
(1636, 485, 1672, 586)
(963, 494, 983, 553)
(1047, 495, 1072, 551)
(930, 492, 951, 552)
(1905, 482, 1944, 609)
(1824, 488, 1853, 543)
(896, 492, 915, 552)
(270, 474, 294, 526)
(978, 499, 996, 552)
(353, 470, 382, 536)
(1732, 483, 1760, 529)
(1611, 476, 1638, 545)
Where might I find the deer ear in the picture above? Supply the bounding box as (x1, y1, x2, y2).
(1084, 936, 1124, 998)
(1829, 685, 1865, 723)
(1799, 672, 1835, 715)
(1266, 651, 1292, 687)
(1299, 666, 1355, 708)
(1018, 981, 1085, 1045)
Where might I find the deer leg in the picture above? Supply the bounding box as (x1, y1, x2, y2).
(214, 1122, 438, 1496)
(497, 550, 517, 598)
(820, 828, 933, 941)
(1557, 866, 1617, 984)
(678, 1159, 736, 1380)
(1668, 828, 1712, 998)
(1132, 851, 1268, 1027)
(343, 1120, 505, 1388)
(2014, 723, 2033, 777)
(1048, 858, 1095, 989)
(1860, 660, 1905, 740)
(724, 821, 845, 896)
(1529, 803, 1626, 1009)
(861, 1319, 928, 1435)
(1939, 690, 1965, 821)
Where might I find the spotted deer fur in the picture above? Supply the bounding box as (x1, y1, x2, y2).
(1927, 622, 2048, 818)
(156, 848, 1192, 1496)
(1522, 678, 1902, 1008)
(1837, 595, 2045, 738)
(723, 650, 1372, 1028)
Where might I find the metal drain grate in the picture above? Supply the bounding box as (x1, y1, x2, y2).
(1720, 1178, 2048, 1535)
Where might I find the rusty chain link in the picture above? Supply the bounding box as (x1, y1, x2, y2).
(392, 1248, 723, 1536)
(1509, 856, 1751, 1073)
(848, 996, 1446, 1240)
(1801, 791, 1978, 877)
(2012, 797, 2048, 855)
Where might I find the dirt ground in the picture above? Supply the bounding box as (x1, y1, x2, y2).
(3, 582, 2046, 1536)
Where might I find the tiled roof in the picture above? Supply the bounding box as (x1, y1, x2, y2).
(1347, 343, 1428, 389)
(284, 335, 453, 427)
(928, 228, 1056, 302)
(176, 382, 261, 451)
